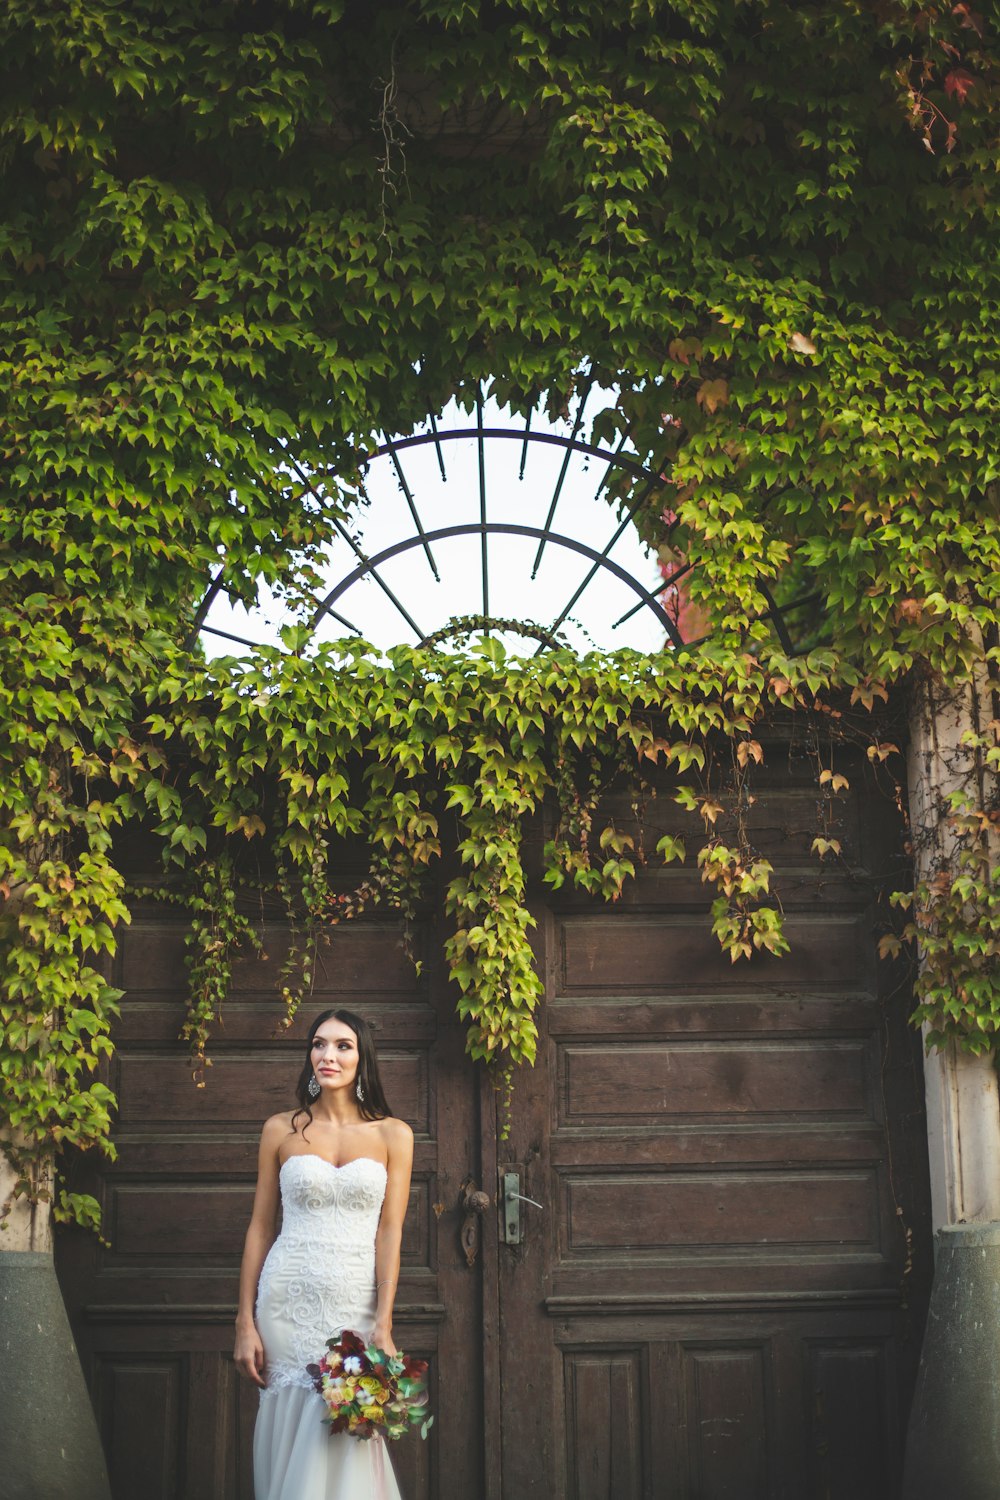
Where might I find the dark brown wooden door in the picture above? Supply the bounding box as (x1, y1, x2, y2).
(57, 747, 931, 1500)
(57, 911, 486, 1500)
(495, 753, 931, 1500)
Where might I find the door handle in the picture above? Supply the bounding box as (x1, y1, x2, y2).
(502, 1170, 543, 1246)
(459, 1177, 491, 1267)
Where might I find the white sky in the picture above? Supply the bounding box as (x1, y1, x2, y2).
(201, 394, 667, 659)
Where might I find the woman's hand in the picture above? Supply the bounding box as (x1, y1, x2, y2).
(371, 1322, 397, 1356)
(234, 1320, 267, 1387)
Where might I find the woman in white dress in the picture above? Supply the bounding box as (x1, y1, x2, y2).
(235, 1008, 414, 1500)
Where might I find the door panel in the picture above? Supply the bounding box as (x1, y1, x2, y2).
(57, 913, 483, 1500)
(497, 756, 931, 1500)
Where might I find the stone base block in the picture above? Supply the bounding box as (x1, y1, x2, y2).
(0, 1251, 111, 1500)
(902, 1222, 1000, 1500)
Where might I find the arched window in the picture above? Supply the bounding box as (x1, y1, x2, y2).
(194, 383, 817, 657)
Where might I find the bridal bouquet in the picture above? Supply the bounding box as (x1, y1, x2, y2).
(308, 1329, 433, 1442)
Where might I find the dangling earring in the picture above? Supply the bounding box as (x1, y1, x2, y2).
(356, 1081, 365, 1103)
(307, 1073, 320, 1099)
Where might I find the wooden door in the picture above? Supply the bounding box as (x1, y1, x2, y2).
(496, 750, 932, 1500)
(57, 745, 932, 1500)
(56, 908, 485, 1500)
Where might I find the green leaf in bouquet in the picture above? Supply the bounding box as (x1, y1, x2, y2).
(420, 1416, 435, 1440)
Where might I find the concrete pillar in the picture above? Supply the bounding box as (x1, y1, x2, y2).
(905, 661, 1000, 1232)
(902, 664, 1000, 1500)
(921, 1041, 1000, 1230)
(0, 1150, 112, 1500)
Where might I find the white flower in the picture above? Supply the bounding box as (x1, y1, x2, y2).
(343, 1356, 363, 1375)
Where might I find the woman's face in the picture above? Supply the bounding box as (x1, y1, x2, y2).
(310, 1018, 361, 1094)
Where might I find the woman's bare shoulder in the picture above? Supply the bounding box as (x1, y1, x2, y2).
(379, 1115, 414, 1147)
(261, 1111, 297, 1142)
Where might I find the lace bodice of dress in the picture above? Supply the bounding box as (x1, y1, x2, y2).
(256, 1154, 387, 1396)
(275, 1154, 387, 1247)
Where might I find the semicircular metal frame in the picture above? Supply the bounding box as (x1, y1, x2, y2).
(193, 395, 821, 657)
(189, 424, 658, 644)
(363, 425, 653, 477)
(309, 522, 685, 648)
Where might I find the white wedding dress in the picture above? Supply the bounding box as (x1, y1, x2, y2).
(253, 1154, 404, 1500)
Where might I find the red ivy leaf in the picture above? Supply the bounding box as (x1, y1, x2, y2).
(943, 68, 976, 103)
(952, 3, 984, 36)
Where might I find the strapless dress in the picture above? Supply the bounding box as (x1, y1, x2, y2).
(253, 1154, 403, 1500)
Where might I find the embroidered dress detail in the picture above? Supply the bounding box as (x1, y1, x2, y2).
(256, 1156, 387, 1398)
(253, 1154, 402, 1499)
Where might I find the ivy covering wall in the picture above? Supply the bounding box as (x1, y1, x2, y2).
(0, 0, 997, 1227)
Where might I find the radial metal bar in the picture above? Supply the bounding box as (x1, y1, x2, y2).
(755, 580, 794, 654)
(328, 517, 426, 641)
(518, 406, 533, 481)
(545, 465, 666, 646)
(199, 623, 270, 651)
(383, 434, 440, 581)
(281, 455, 426, 641)
(310, 522, 682, 643)
(188, 566, 227, 644)
(427, 412, 448, 482)
(774, 590, 821, 616)
(476, 392, 489, 620)
(201, 597, 361, 646)
(190, 565, 363, 653)
(540, 511, 635, 650)
(532, 374, 595, 578)
(612, 557, 697, 631)
(310, 603, 361, 635)
(593, 432, 629, 501)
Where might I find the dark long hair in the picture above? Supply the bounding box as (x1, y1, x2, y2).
(290, 1008, 392, 1135)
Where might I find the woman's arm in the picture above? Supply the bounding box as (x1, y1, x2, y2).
(372, 1118, 414, 1356)
(234, 1114, 285, 1386)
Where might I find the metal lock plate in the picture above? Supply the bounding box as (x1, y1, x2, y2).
(502, 1170, 543, 1245)
(503, 1171, 520, 1245)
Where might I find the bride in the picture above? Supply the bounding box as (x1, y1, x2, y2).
(235, 1007, 414, 1500)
